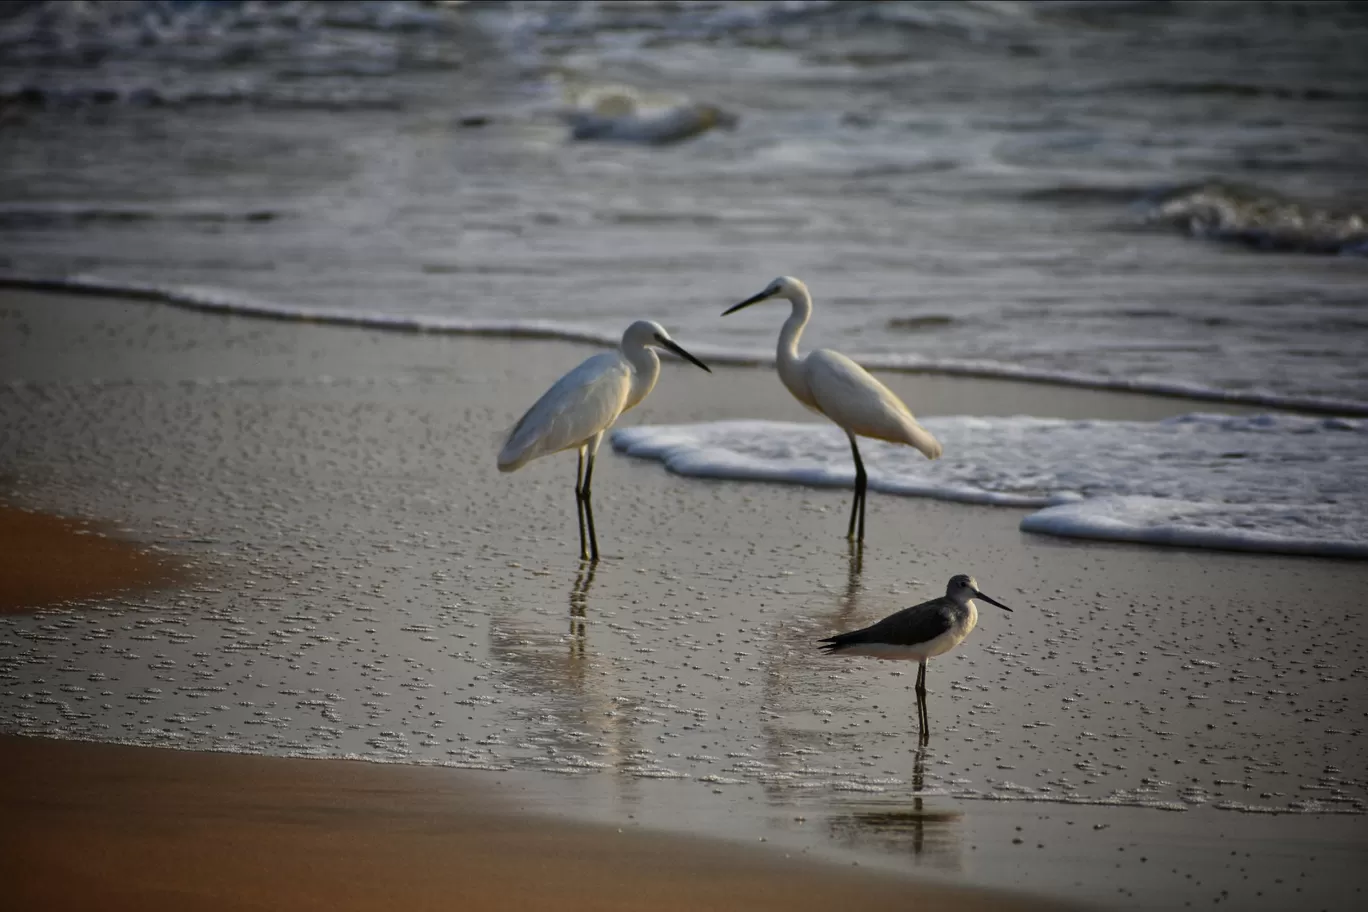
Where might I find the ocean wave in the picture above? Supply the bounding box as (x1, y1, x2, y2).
(0, 0, 463, 61)
(611, 415, 1368, 560)
(1016, 184, 1156, 207)
(3, 271, 1366, 417)
(0, 202, 281, 228)
(477, 0, 1036, 46)
(0, 0, 463, 110)
(479, 0, 843, 42)
(1136, 180, 1368, 256)
(0, 83, 403, 111)
(1102, 79, 1368, 103)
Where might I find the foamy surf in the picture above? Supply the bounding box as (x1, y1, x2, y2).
(611, 414, 1368, 559)
(0, 272, 619, 346)
(4, 271, 1366, 417)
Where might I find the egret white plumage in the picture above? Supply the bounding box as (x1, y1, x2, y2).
(820, 574, 1013, 738)
(498, 320, 710, 561)
(723, 276, 942, 543)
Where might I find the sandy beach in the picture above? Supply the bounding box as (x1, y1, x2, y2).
(2, 286, 1367, 911)
(1, 734, 1082, 912)
(0, 505, 185, 614)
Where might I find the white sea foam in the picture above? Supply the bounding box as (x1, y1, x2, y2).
(0, 272, 620, 346)
(611, 414, 1368, 559)
(4, 271, 1365, 416)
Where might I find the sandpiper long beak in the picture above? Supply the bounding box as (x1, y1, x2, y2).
(722, 288, 773, 316)
(973, 589, 1013, 612)
(657, 335, 711, 372)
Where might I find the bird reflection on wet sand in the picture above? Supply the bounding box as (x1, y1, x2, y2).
(569, 561, 596, 655)
(483, 562, 607, 725)
(840, 540, 863, 615)
(825, 746, 963, 867)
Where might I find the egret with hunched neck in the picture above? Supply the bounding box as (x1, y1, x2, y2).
(723, 276, 942, 543)
(497, 320, 710, 561)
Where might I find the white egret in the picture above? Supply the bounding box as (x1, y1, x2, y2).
(723, 276, 942, 542)
(497, 320, 711, 561)
(820, 574, 1013, 738)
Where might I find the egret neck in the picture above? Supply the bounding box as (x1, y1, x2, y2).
(622, 341, 661, 413)
(774, 279, 818, 411)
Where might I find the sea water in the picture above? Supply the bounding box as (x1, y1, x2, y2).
(2, 0, 1365, 413)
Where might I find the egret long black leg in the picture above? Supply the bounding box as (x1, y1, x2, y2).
(574, 448, 589, 561)
(581, 447, 601, 562)
(846, 434, 868, 542)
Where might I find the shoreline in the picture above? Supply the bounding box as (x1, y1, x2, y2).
(3, 271, 1362, 416)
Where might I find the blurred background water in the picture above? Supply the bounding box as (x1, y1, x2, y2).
(2, 0, 1366, 410)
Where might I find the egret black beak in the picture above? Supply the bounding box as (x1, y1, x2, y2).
(722, 289, 774, 316)
(656, 335, 711, 373)
(973, 590, 1013, 612)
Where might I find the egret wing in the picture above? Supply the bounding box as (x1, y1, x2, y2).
(498, 353, 631, 471)
(805, 349, 941, 458)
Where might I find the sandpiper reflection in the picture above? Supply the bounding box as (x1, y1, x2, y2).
(825, 746, 964, 868)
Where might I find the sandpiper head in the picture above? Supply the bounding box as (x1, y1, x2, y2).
(947, 574, 1012, 612)
(623, 320, 711, 372)
(723, 275, 808, 315)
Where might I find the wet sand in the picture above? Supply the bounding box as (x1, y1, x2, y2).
(0, 505, 183, 613)
(0, 734, 1073, 912)
(2, 287, 1366, 911)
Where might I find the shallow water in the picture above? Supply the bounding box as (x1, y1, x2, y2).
(2, 0, 1366, 411)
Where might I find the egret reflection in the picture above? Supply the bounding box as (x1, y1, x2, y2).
(841, 539, 864, 615)
(569, 561, 596, 653)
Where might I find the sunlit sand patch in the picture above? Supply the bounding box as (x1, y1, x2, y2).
(0, 505, 185, 613)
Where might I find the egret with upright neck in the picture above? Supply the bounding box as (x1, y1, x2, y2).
(723, 276, 942, 543)
(498, 320, 711, 561)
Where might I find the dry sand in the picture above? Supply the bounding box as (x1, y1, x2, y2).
(2, 287, 1366, 911)
(0, 505, 183, 613)
(0, 734, 1074, 912)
